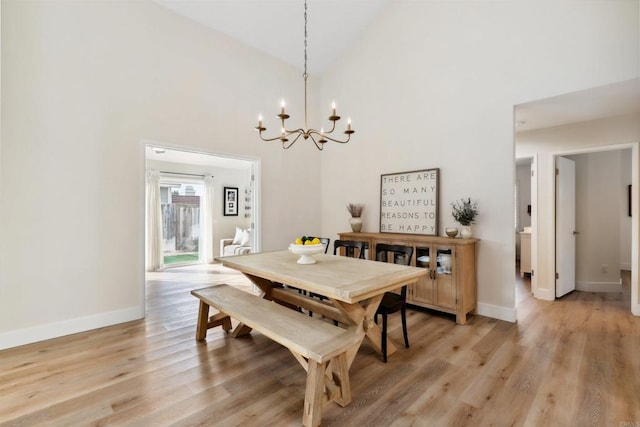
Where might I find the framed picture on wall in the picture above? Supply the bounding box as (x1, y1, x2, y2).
(629, 184, 632, 217)
(224, 187, 239, 216)
(380, 168, 439, 235)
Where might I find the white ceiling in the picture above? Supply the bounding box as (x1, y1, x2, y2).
(515, 79, 640, 133)
(153, 0, 389, 76)
(152, 1, 640, 137)
(145, 145, 253, 170)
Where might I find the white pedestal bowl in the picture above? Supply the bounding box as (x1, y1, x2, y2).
(289, 244, 324, 264)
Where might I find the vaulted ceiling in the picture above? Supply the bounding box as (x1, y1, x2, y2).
(153, 0, 389, 76)
(153, 1, 640, 134)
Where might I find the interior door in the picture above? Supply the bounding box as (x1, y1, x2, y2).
(556, 156, 576, 298)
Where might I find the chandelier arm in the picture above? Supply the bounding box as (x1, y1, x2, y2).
(283, 133, 303, 149)
(308, 134, 325, 151)
(308, 128, 351, 143)
(318, 133, 351, 144)
(324, 120, 337, 134)
(285, 128, 306, 135)
(258, 133, 291, 143)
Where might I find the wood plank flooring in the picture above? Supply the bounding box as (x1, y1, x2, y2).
(1, 265, 638, 426)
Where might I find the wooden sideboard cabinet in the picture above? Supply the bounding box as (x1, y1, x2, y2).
(338, 231, 478, 324)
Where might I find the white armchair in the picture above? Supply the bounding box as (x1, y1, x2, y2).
(220, 227, 252, 256)
(220, 238, 251, 256)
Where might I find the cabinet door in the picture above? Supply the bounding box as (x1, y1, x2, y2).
(411, 246, 433, 304)
(434, 246, 456, 309)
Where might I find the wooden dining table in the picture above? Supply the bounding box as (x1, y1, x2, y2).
(215, 249, 427, 366)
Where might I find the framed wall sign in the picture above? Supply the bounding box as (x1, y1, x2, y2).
(380, 168, 439, 235)
(224, 186, 238, 216)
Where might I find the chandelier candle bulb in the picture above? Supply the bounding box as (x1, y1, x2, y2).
(258, 115, 263, 128)
(332, 101, 336, 116)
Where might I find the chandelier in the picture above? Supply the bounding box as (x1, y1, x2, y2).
(254, 0, 354, 150)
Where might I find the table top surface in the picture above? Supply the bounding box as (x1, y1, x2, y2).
(215, 250, 427, 304)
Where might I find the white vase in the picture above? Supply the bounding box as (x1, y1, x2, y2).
(460, 226, 472, 239)
(349, 217, 362, 232)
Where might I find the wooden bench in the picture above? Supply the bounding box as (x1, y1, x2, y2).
(191, 284, 362, 427)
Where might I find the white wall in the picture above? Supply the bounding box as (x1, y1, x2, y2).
(517, 113, 640, 300)
(0, 0, 324, 349)
(566, 150, 630, 290)
(320, 0, 639, 321)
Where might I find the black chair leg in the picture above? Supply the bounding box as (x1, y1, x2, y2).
(381, 313, 388, 363)
(374, 313, 378, 324)
(401, 306, 409, 348)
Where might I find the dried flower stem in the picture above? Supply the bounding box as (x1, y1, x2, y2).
(347, 203, 364, 218)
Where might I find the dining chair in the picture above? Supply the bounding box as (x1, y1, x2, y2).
(333, 240, 368, 259)
(319, 237, 331, 254)
(374, 243, 414, 362)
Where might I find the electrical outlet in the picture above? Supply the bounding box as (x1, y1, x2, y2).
(601, 264, 608, 274)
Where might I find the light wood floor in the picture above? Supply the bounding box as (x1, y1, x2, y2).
(1, 265, 638, 426)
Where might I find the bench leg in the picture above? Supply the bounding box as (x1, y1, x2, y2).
(196, 300, 210, 341)
(332, 352, 352, 407)
(303, 360, 325, 427)
(196, 301, 232, 341)
(209, 311, 232, 332)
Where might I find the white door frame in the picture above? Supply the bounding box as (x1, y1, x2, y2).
(546, 142, 638, 315)
(140, 140, 262, 316)
(514, 154, 538, 298)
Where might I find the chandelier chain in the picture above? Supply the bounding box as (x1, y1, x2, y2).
(303, 0, 308, 79)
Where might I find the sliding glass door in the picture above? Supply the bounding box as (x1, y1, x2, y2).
(160, 180, 204, 266)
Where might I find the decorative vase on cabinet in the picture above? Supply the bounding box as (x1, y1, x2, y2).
(349, 217, 362, 232)
(347, 203, 364, 232)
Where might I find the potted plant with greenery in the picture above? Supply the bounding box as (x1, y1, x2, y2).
(347, 203, 364, 232)
(451, 198, 478, 238)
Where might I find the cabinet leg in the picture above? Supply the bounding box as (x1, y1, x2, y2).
(456, 312, 467, 325)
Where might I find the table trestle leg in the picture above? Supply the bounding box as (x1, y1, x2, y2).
(293, 350, 351, 427)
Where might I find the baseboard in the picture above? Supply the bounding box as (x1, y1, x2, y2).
(477, 302, 517, 323)
(576, 280, 623, 293)
(0, 306, 144, 350)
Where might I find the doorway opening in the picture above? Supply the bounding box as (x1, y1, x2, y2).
(144, 143, 260, 273)
(554, 147, 633, 298)
(514, 79, 639, 316)
(515, 156, 534, 305)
